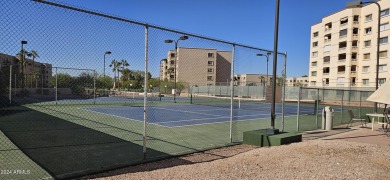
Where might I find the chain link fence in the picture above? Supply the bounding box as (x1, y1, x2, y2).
(0, 0, 379, 179)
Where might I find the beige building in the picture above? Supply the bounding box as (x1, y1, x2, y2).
(234, 74, 273, 86)
(0, 53, 52, 88)
(160, 47, 231, 86)
(309, 0, 390, 88)
(285, 76, 309, 87)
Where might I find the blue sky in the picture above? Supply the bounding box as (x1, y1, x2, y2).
(54, 0, 357, 77)
(1, 0, 358, 78)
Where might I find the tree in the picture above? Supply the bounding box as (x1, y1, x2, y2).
(16, 49, 29, 89)
(27, 50, 39, 88)
(109, 59, 121, 90)
(119, 59, 129, 89)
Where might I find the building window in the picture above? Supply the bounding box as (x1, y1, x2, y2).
(339, 41, 347, 49)
(379, 78, 386, 85)
(170, 60, 175, 65)
(207, 76, 213, 81)
(379, 64, 387, 72)
(351, 53, 357, 60)
(380, 22, 389, 31)
(323, 67, 330, 74)
(312, 41, 318, 47)
(365, 27, 372, 35)
(362, 79, 369, 86)
(339, 29, 348, 37)
(208, 53, 214, 58)
(325, 22, 332, 30)
(340, 17, 348, 25)
(351, 65, 357, 72)
(338, 53, 346, 60)
(312, 51, 318, 57)
(311, 61, 317, 66)
(363, 53, 370, 60)
(313, 32, 318, 38)
(364, 40, 371, 47)
(362, 66, 370, 73)
(379, 51, 388, 58)
(323, 78, 329, 85)
(323, 45, 331, 52)
(353, 28, 359, 35)
(323, 56, 330, 63)
(381, 9, 389, 17)
(207, 68, 213, 73)
(380, 36, 388, 44)
(311, 71, 317, 77)
(208, 61, 214, 66)
(170, 53, 176, 58)
(338, 66, 346, 73)
(310, 81, 316, 86)
(352, 40, 358, 47)
(353, 15, 359, 22)
(365, 14, 372, 22)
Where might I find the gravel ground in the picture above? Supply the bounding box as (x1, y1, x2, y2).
(86, 139, 390, 180)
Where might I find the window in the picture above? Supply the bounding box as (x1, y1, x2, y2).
(379, 51, 388, 58)
(338, 53, 346, 60)
(170, 60, 175, 65)
(353, 15, 359, 22)
(362, 66, 370, 73)
(339, 29, 348, 37)
(379, 78, 386, 85)
(312, 51, 318, 57)
(325, 22, 332, 30)
(340, 17, 348, 25)
(170, 53, 176, 58)
(353, 28, 359, 35)
(362, 79, 369, 86)
(310, 81, 316, 86)
(313, 32, 318, 38)
(311, 71, 317, 76)
(380, 23, 389, 31)
(364, 40, 371, 47)
(323, 56, 330, 63)
(339, 41, 347, 49)
(352, 40, 358, 47)
(338, 66, 346, 73)
(379, 64, 387, 72)
(365, 14, 372, 21)
(365, 27, 372, 35)
(351, 53, 357, 60)
(208, 53, 214, 58)
(323, 67, 330, 74)
(208, 61, 214, 66)
(207, 76, 213, 81)
(351, 65, 357, 72)
(380, 36, 388, 44)
(312, 41, 318, 47)
(207, 68, 213, 73)
(324, 45, 331, 52)
(381, 9, 389, 17)
(311, 61, 317, 66)
(323, 78, 329, 85)
(363, 53, 370, 60)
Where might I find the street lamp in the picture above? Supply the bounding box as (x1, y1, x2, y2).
(164, 35, 189, 103)
(257, 52, 272, 85)
(346, 0, 381, 113)
(103, 51, 111, 78)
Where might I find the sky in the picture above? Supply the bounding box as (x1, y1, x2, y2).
(1, 0, 359, 78)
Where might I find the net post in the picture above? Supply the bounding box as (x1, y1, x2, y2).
(143, 24, 149, 159)
(93, 70, 96, 105)
(55, 67, 58, 105)
(297, 87, 301, 132)
(9, 65, 12, 105)
(229, 44, 235, 143)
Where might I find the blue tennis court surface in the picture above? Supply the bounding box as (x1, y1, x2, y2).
(83, 104, 330, 127)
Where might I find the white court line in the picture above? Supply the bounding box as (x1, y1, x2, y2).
(151, 106, 222, 117)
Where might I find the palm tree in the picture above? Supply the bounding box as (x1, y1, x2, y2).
(27, 50, 39, 88)
(120, 59, 129, 89)
(109, 59, 121, 90)
(16, 49, 29, 89)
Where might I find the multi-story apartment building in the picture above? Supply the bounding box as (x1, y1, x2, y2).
(285, 76, 309, 87)
(309, 0, 390, 88)
(160, 47, 231, 86)
(0, 53, 52, 88)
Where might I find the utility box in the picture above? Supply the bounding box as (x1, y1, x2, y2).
(322, 106, 334, 131)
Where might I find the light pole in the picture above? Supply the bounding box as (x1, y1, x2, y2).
(257, 52, 272, 85)
(164, 35, 189, 103)
(346, 0, 381, 113)
(21, 40, 27, 90)
(103, 51, 111, 78)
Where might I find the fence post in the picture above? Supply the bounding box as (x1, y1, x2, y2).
(316, 88, 319, 128)
(359, 91, 362, 118)
(9, 65, 12, 105)
(341, 90, 344, 124)
(229, 44, 235, 143)
(143, 24, 149, 159)
(297, 87, 301, 132)
(281, 51, 287, 132)
(93, 70, 96, 105)
(55, 67, 58, 105)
